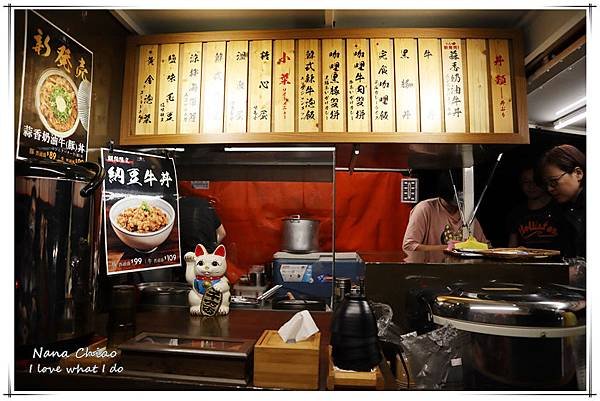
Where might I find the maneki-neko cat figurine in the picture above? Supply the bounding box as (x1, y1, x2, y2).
(185, 244, 230, 316)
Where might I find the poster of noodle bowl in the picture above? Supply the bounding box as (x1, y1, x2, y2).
(16, 10, 92, 164)
(101, 148, 181, 275)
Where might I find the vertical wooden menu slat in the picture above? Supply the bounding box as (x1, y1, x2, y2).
(157, 43, 180, 134)
(135, 45, 158, 135)
(418, 38, 443, 132)
(200, 41, 226, 134)
(347, 38, 371, 132)
(322, 39, 346, 132)
(441, 39, 466, 133)
(466, 39, 490, 133)
(224, 41, 249, 133)
(248, 40, 272, 133)
(272, 40, 295, 132)
(297, 39, 320, 132)
(489, 39, 514, 133)
(370, 38, 395, 132)
(178, 43, 202, 134)
(394, 38, 419, 133)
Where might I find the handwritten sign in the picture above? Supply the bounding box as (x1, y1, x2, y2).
(178, 42, 202, 134)
(489, 39, 514, 133)
(248, 40, 272, 132)
(370, 38, 395, 132)
(225, 41, 249, 133)
(347, 38, 371, 132)
(441, 39, 466, 132)
(273, 40, 295, 132)
(200, 41, 226, 133)
(297, 40, 320, 132)
(135, 45, 158, 135)
(157, 43, 179, 134)
(418, 38, 443, 132)
(394, 38, 419, 132)
(322, 39, 346, 132)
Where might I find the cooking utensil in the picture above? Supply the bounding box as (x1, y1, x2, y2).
(257, 284, 283, 301)
(428, 281, 585, 389)
(454, 247, 561, 260)
(137, 281, 191, 306)
(281, 215, 320, 253)
(272, 298, 326, 311)
(230, 296, 260, 308)
(467, 153, 503, 229)
(230, 285, 283, 308)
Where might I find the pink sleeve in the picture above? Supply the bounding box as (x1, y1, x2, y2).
(472, 218, 488, 243)
(402, 201, 430, 252)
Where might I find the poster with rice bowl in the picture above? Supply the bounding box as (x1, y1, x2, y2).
(17, 10, 92, 164)
(101, 149, 181, 275)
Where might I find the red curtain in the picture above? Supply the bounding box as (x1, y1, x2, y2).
(179, 172, 411, 281)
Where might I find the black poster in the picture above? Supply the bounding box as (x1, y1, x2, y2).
(101, 149, 181, 275)
(16, 10, 93, 164)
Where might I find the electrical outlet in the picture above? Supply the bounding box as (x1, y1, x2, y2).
(401, 178, 419, 203)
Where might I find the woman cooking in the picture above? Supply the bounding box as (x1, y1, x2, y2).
(403, 171, 487, 252)
(538, 144, 586, 258)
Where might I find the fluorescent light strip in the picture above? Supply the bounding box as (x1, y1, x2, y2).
(554, 111, 586, 130)
(224, 146, 335, 152)
(555, 96, 586, 116)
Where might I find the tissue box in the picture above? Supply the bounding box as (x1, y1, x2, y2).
(254, 330, 320, 389)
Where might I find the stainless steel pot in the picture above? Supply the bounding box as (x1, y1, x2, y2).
(15, 159, 105, 353)
(429, 282, 586, 389)
(281, 215, 320, 253)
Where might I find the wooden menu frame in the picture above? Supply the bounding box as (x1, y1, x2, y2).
(120, 27, 528, 145)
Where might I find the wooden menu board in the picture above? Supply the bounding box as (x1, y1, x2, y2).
(441, 39, 466, 133)
(135, 45, 158, 135)
(225, 41, 249, 133)
(418, 38, 443, 133)
(157, 43, 179, 134)
(466, 39, 490, 133)
(248, 40, 272, 133)
(322, 39, 346, 132)
(347, 38, 371, 132)
(121, 27, 527, 145)
(394, 38, 419, 133)
(489, 39, 514, 133)
(370, 38, 395, 132)
(178, 43, 202, 134)
(200, 41, 226, 134)
(297, 39, 320, 132)
(272, 40, 295, 132)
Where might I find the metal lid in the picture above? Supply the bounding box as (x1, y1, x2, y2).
(430, 282, 585, 329)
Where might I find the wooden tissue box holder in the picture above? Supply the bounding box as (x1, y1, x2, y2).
(254, 330, 320, 390)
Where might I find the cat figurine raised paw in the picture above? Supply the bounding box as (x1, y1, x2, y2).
(185, 244, 230, 316)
